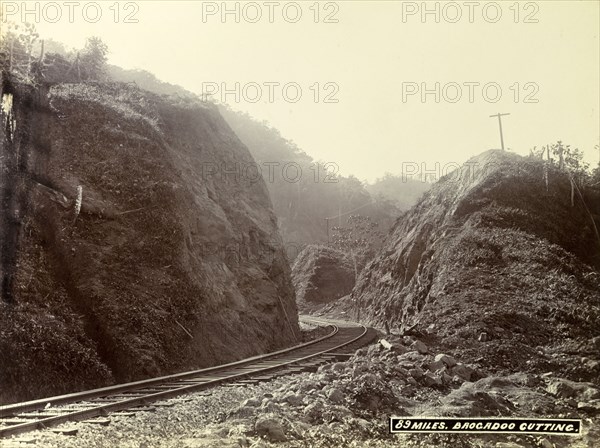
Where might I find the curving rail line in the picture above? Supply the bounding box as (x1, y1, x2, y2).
(0, 316, 375, 438)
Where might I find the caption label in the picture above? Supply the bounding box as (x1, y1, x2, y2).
(389, 417, 581, 435)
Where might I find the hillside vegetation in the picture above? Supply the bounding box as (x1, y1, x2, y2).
(0, 76, 298, 403)
(347, 150, 600, 379)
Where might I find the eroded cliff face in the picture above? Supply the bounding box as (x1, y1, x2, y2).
(291, 245, 355, 311)
(352, 150, 600, 373)
(0, 78, 298, 403)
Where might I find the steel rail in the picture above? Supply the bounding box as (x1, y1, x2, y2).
(0, 319, 337, 418)
(0, 317, 370, 438)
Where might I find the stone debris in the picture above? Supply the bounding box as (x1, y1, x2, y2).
(411, 340, 428, 354)
(451, 363, 475, 382)
(546, 380, 577, 398)
(427, 359, 445, 372)
(6, 336, 600, 448)
(423, 372, 443, 387)
(577, 400, 600, 412)
(326, 387, 344, 404)
(281, 392, 302, 406)
(434, 353, 457, 368)
(50, 427, 78, 436)
(409, 367, 424, 379)
(254, 414, 287, 442)
(545, 378, 600, 401)
(242, 398, 261, 407)
(379, 339, 393, 350)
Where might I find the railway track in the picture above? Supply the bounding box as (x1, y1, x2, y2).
(0, 316, 376, 438)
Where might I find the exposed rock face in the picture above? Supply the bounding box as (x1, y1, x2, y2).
(352, 150, 600, 373)
(291, 245, 355, 310)
(0, 79, 298, 403)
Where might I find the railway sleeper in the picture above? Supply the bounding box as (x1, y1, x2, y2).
(0, 319, 369, 439)
(15, 411, 69, 418)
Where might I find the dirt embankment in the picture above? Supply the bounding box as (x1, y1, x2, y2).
(345, 150, 600, 379)
(0, 77, 299, 403)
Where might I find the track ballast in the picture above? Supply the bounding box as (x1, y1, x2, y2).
(0, 316, 375, 438)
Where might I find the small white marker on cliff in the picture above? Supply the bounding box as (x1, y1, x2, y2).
(73, 185, 83, 223)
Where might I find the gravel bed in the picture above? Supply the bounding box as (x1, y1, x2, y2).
(3, 337, 599, 448)
(4, 380, 277, 447)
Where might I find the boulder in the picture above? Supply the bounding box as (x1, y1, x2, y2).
(411, 340, 428, 354)
(423, 372, 443, 387)
(304, 401, 325, 422)
(546, 378, 600, 401)
(327, 388, 344, 404)
(409, 367, 424, 379)
(434, 353, 457, 368)
(451, 363, 475, 382)
(241, 398, 260, 408)
(577, 400, 600, 412)
(281, 393, 302, 406)
(331, 362, 346, 372)
(427, 360, 445, 372)
(255, 415, 287, 442)
(407, 377, 418, 386)
(586, 359, 600, 370)
(441, 372, 453, 384)
(546, 380, 577, 399)
(399, 351, 424, 362)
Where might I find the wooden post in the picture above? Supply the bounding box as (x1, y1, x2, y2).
(489, 113, 510, 150)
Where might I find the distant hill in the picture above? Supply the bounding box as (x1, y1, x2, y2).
(366, 173, 430, 211)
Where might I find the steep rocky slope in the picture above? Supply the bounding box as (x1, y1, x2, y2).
(291, 245, 355, 311)
(0, 77, 299, 403)
(351, 150, 600, 377)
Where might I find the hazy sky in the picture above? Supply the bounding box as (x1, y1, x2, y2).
(9, 0, 600, 182)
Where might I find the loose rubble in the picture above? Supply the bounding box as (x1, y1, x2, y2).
(5, 335, 599, 447)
